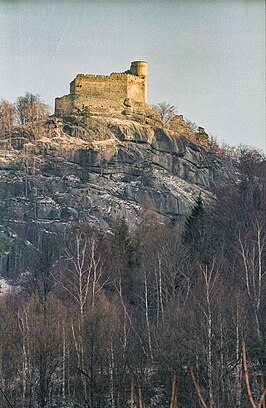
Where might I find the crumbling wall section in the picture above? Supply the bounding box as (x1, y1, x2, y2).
(127, 75, 146, 103)
(55, 94, 74, 117)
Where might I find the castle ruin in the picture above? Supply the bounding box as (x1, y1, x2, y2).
(55, 61, 150, 116)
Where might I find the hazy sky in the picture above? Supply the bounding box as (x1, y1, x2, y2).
(0, 0, 265, 151)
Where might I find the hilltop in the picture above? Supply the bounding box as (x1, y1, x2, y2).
(0, 108, 234, 277)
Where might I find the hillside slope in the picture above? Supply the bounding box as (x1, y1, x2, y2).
(0, 113, 233, 276)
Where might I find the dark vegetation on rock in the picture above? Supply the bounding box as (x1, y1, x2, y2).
(0, 94, 265, 407)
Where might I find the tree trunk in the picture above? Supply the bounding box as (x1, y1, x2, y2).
(144, 270, 153, 361)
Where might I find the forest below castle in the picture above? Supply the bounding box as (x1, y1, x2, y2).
(0, 94, 265, 407)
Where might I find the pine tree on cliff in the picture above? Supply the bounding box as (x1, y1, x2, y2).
(183, 193, 204, 246)
(182, 193, 215, 267)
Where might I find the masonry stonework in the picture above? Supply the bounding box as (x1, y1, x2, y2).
(55, 61, 149, 116)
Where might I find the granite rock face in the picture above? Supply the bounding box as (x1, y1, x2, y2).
(0, 114, 232, 277)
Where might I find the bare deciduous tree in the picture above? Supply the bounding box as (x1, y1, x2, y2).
(154, 102, 177, 123)
(0, 99, 16, 131)
(16, 93, 49, 126)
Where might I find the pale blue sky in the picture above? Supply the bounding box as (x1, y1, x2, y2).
(0, 0, 265, 151)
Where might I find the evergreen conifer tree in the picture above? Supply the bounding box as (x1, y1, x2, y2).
(183, 193, 204, 246)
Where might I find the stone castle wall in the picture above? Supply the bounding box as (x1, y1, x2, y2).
(55, 61, 148, 116)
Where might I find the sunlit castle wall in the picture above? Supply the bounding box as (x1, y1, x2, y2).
(55, 61, 148, 116)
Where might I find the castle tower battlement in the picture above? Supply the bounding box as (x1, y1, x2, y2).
(130, 61, 147, 78)
(55, 61, 149, 117)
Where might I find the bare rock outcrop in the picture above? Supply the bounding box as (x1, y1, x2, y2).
(0, 114, 233, 277)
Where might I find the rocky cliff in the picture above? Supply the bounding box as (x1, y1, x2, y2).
(0, 113, 233, 277)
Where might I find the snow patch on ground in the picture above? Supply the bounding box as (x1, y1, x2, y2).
(153, 168, 212, 202)
(0, 277, 12, 296)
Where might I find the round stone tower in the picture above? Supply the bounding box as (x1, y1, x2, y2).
(130, 61, 148, 78)
(129, 61, 148, 102)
